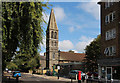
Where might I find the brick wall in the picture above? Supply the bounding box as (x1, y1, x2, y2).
(100, 2, 120, 58)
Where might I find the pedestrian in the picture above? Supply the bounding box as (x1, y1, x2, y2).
(82, 75, 85, 82)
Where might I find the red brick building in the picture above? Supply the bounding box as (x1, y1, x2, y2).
(98, 1, 120, 80)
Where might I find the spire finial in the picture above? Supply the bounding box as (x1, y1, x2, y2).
(51, 8, 54, 12)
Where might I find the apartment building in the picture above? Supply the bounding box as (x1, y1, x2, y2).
(98, 1, 120, 80)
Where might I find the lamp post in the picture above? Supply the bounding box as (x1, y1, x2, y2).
(57, 50, 60, 79)
(58, 50, 60, 64)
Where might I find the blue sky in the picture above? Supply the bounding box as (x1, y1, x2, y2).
(40, 1, 100, 55)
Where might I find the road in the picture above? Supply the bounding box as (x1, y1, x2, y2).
(3, 73, 77, 83)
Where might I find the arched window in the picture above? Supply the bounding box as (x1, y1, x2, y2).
(54, 32, 57, 39)
(53, 53, 55, 59)
(51, 31, 53, 38)
(52, 41, 53, 46)
(55, 41, 56, 46)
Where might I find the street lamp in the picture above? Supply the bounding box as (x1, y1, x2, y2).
(57, 50, 60, 79)
(58, 50, 60, 64)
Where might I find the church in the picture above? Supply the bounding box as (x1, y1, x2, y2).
(46, 8, 59, 69)
(39, 8, 86, 74)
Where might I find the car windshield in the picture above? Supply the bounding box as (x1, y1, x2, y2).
(70, 70, 79, 73)
(13, 71, 20, 73)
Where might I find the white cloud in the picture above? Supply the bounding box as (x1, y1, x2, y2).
(41, 36, 46, 48)
(41, 36, 94, 53)
(72, 50, 78, 53)
(42, 12, 49, 23)
(59, 36, 94, 53)
(75, 36, 94, 52)
(59, 40, 74, 50)
(40, 53, 44, 56)
(53, 7, 66, 21)
(69, 26, 75, 32)
(77, 1, 100, 20)
(40, 36, 46, 55)
(79, 36, 93, 42)
(76, 25, 82, 29)
(68, 25, 82, 32)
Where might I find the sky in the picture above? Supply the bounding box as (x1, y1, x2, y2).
(40, 0, 100, 55)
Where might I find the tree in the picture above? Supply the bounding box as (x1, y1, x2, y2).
(6, 62, 18, 70)
(2, 2, 49, 71)
(84, 35, 101, 72)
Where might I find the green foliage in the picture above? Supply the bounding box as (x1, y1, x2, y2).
(6, 62, 18, 70)
(84, 35, 101, 72)
(2, 2, 49, 71)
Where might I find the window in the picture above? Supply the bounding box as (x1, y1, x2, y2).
(112, 28, 116, 38)
(54, 32, 57, 39)
(52, 41, 53, 46)
(55, 41, 56, 46)
(105, 0, 114, 9)
(53, 53, 55, 59)
(51, 31, 54, 38)
(105, 28, 116, 40)
(105, 15, 109, 24)
(104, 46, 116, 56)
(109, 46, 112, 56)
(109, 13, 113, 22)
(105, 2, 110, 9)
(105, 11, 115, 24)
(112, 46, 116, 53)
(109, 30, 112, 39)
(104, 47, 109, 55)
(112, 12, 115, 20)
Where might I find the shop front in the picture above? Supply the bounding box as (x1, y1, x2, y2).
(98, 58, 120, 80)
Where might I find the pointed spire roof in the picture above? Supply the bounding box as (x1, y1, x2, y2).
(47, 8, 58, 31)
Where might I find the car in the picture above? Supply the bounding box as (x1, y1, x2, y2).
(7, 70, 12, 73)
(12, 71, 21, 77)
(69, 70, 79, 79)
(87, 72, 98, 79)
(93, 72, 98, 79)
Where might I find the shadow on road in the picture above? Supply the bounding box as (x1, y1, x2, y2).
(2, 76, 23, 83)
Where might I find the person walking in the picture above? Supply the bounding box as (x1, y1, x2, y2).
(82, 75, 85, 82)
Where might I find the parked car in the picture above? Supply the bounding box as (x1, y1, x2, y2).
(87, 72, 98, 79)
(93, 72, 98, 79)
(7, 70, 12, 73)
(69, 70, 79, 79)
(12, 71, 21, 77)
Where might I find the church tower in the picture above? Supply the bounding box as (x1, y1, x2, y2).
(46, 8, 58, 69)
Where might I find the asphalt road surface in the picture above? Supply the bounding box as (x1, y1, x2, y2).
(3, 73, 75, 83)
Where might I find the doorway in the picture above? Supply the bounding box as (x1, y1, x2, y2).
(106, 67, 112, 80)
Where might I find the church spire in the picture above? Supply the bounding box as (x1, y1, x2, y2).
(46, 8, 59, 69)
(47, 8, 58, 30)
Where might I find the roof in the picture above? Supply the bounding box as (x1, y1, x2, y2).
(60, 51, 86, 62)
(40, 55, 46, 60)
(47, 8, 58, 31)
(98, 0, 120, 4)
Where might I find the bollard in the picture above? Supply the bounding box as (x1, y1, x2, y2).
(78, 71, 82, 83)
(71, 78, 73, 83)
(76, 74, 77, 80)
(58, 70, 60, 79)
